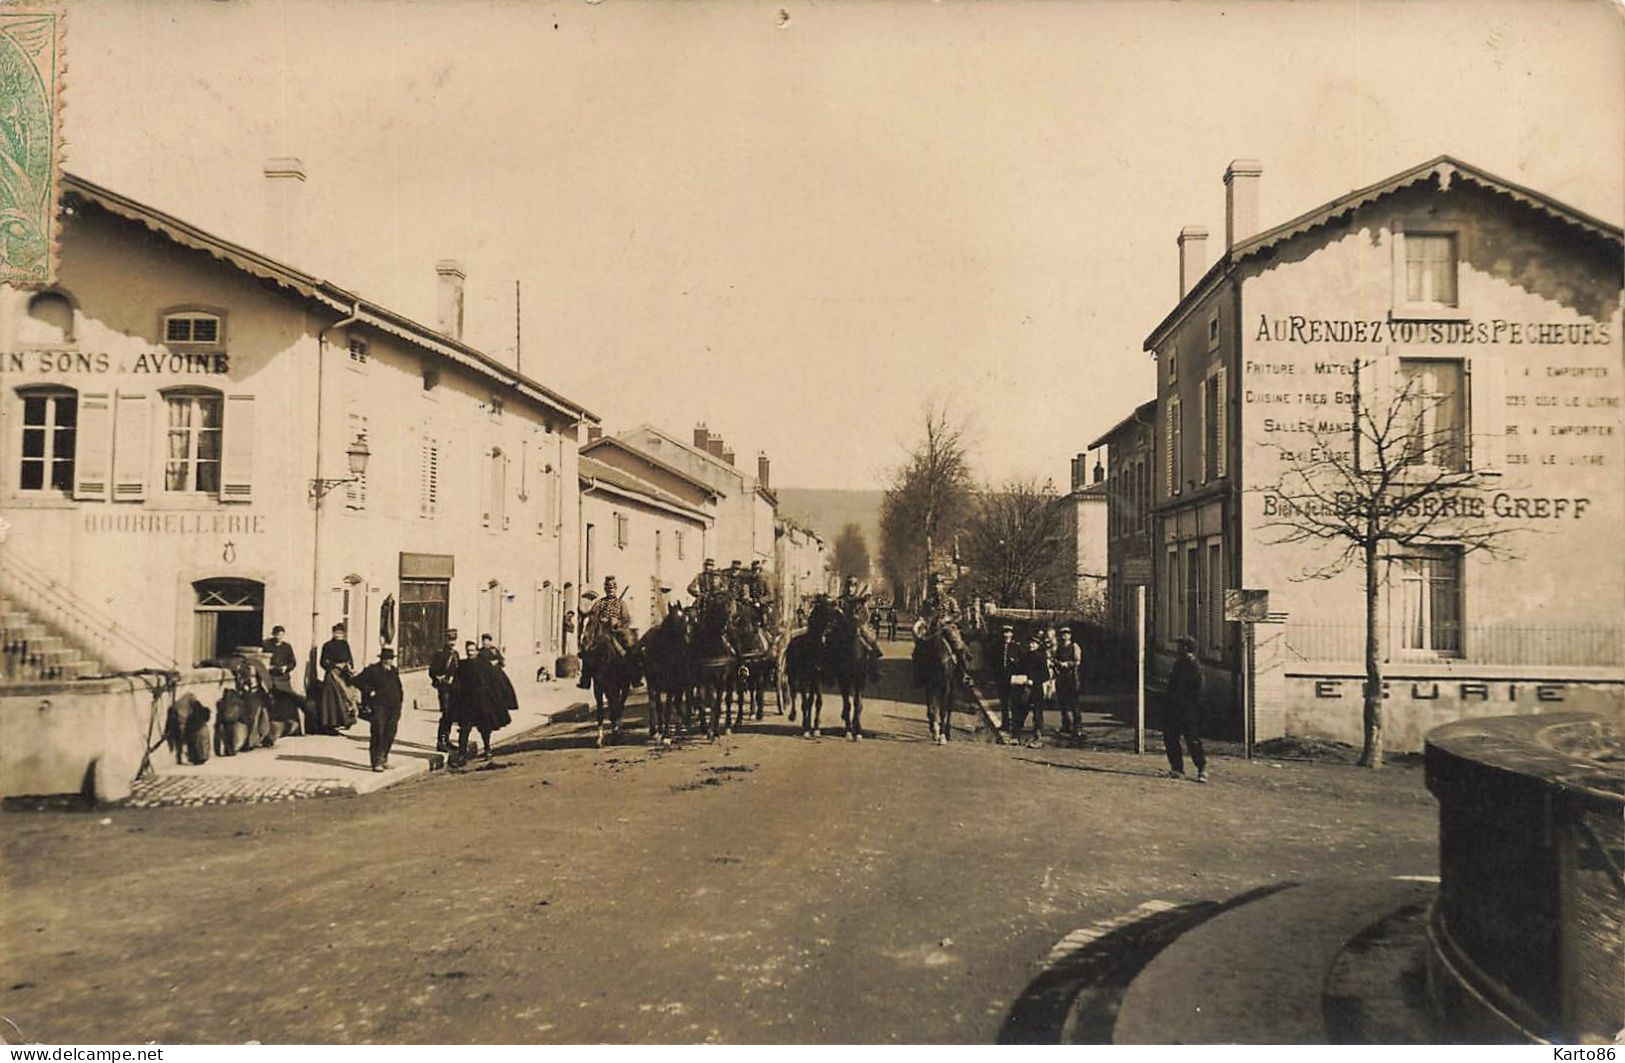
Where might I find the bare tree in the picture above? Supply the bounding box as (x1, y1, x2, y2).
(960, 478, 1070, 609)
(879, 399, 976, 607)
(1258, 360, 1520, 768)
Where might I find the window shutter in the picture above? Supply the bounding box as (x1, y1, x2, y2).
(1214, 367, 1228, 479)
(73, 391, 112, 500)
(1163, 403, 1174, 497)
(420, 436, 439, 518)
(1467, 354, 1505, 473)
(481, 449, 494, 528)
(1197, 381, 1207, 484)
(112, 391, 149, 501)
(220, 394, 256, 502)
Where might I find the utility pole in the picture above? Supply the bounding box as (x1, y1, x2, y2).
(514, 280, 522, 375)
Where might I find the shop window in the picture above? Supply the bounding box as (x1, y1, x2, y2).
(1399, 359, 1465, 471)
(17, 386, 76, 493)
(398, 578, 450, 670)
(162, 388, 223, 494)
(163, 311, 223, 346)
(1397, 547, 1462, 656)
(192, 577, 264, 665)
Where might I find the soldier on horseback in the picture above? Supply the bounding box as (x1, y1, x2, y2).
(838, 575, 883, 680)
(920, 573, 970, 683)
(687, 558, 728, 605)
(577, 575, 635, 689)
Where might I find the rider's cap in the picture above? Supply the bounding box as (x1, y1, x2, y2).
(444, 628, 458, 639)
(270, 625, 286, 636)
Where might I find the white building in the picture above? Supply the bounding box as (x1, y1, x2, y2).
(579, 454, 711, 632)
(0, 167, 595, 685)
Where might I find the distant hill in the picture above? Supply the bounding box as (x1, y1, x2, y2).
(776, 487, 885, 563)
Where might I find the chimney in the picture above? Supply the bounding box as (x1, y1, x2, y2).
(693, 422, 710, 448)
(262, 157, 306, 263)
(757, 452, 771, 489)
(1093, 459, 1105, 484)
(706, 434, 725, 459)
(435, 260, 466, 341)
(1178, 225, 1209, 297)
(1224, 159, 1263, 249)
(587, 426, 603, 442)
(1070, 455, 1083, 491)
(721, 447, 736, 467)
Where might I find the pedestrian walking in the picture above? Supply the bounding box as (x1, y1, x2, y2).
(1055, 627, 1083, 737)
(313, 622, 358, 734)
(452, 640, 515, 764)
(354, 647, 403, 771)
(478, 633, 505, 668)
(429, 629, 459, 752)
(1164, 637, 1208, 782)
(886, 605, 898, 641)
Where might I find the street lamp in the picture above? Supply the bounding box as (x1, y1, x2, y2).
(309, 435, 372, 500)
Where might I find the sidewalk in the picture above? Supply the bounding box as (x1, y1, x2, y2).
(125, 669, 593, 808)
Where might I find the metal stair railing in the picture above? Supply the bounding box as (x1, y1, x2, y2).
(0, 552, 176, 674)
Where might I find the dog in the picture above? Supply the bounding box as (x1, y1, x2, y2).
(535, 665, 554, 683)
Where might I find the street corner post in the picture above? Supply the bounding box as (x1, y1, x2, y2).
(0, 3, 65, 287)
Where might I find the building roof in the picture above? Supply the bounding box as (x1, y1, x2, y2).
(1144, 155, 1625, 350)
(1077, 481, 1108, 500)
(62, 172, 599, 424)
(579, 455, 709, 522)
(621, 424, 751, 486)
(1087, 399, 1158, 451)
(580, 435, 721, 499)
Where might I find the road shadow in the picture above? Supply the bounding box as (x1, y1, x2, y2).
(1011, 755, 1169, 782)
(272, 754, 373, 773)
(998, 883, 1297, 1044)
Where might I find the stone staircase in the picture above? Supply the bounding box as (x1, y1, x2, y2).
(1, 595, 106, 683)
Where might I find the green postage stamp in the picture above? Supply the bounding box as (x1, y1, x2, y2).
(0, 4, 63, 286)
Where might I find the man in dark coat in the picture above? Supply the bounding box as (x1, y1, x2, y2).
(429, 629, 460, 753)
(314, 622, 357, 734)
(452, 640, 515, 763)
(261, 625, 306, 733)
(354, 647, 404, 771)
(1012, 633, 1052, 748)
(478, 634, 505, 667)
(1054, 627, 1084, 737)
(1164, 636, 1208, 782)
(995, 625, 1020, 732)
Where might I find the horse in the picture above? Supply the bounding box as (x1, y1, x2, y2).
(692, 595, 739, 740)
(782, 628, 825, 738)
(640, 604, 694, 745)
(730, 600, 777, 727)
(810, 597, 869, 741)
(582, 628, 640, 747)
(913, 627, 968, 746)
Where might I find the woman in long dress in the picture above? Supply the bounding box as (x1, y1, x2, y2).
(451, 640, 516, 762)
(313, 622, 358, 734)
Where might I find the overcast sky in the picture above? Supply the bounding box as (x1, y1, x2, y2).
(61, 0, 1623, 490)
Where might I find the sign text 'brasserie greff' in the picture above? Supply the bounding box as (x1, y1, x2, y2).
(6, 349, 231, 374)
(1254, 315, 1612, 346)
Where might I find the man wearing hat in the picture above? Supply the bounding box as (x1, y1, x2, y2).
(1164, 636, 1208, 782)
(995, 624, 1020, 731)
(429, 629, 460, 752)
(746, 559, 774, 613)
(261, 625, 306, 731)
(687, 558, 727, 604)
(724, 560, 747, 604)
(579, 575, 633, 689)
(355, 647, 404, 771)
(837, 575, 882, 680)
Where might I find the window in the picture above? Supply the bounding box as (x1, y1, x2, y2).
(163, 389, 223, 494)
(419, 436, 440, 518)
(163, 312, 222, 346)
(1397, 547, 1462, 656)
(348, 337, 369, 365)
(1207, 309, 1220, 351)
(344, 412, 369, 511)
(192, 577, 264, 665)
(17, 387, 76, 493)
(399, 578, 450, 670)
(1166, 344, 1178, 384)
(1207, 540, 1224, 654)
(488, 397, 504, 420)
(1203, 369, 1225, 482)
(615, 512, 630, 549)
(1404, 233, 1457, 308)
(1400, 359, 1465, 471)
(484, 447, 508, 528)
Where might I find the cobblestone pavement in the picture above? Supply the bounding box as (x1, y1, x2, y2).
(122, 775, 359, 808)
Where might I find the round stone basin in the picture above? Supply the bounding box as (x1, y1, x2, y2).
(1425, 709, 1625, 1044)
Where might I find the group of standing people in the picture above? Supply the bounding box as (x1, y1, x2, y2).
(254, 621, 516, 772)
(990, 622, 1084, 748)
(429, 630, 519, 764)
